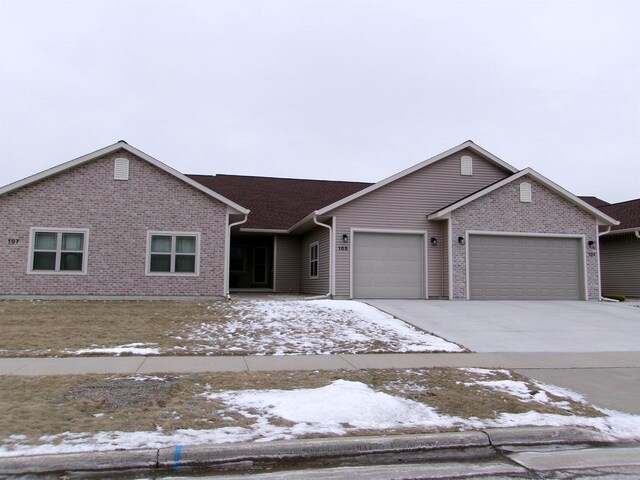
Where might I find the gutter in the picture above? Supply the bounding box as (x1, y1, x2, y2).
(225, 213, 249, 299)
(312, 214, 333, 298)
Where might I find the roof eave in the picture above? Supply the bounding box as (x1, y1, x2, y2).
(428, 168, 620, 226)
(316, 141, 519, 216)
(0, 142, 250, 215)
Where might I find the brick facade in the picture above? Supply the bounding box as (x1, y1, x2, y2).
(450, 176, 600, 300)
(0, 150, 228, 297)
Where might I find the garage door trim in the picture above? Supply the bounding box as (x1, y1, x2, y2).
(464, 230, 588, 300)
(350, 228, 428, 299)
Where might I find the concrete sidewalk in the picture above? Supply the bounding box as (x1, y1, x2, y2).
(3, 351, 640, 375)
(4, 352, 640, 413)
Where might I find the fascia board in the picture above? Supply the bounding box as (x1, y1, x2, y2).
(428, 168, 620, 226)
(0, 143, 123, 196)
(316, 141, 519, 216)
(0, 142, 250, 215)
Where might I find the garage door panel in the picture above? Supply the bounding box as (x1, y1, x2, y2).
(353, 233, 424, 299)
(469, 235, 582, 300)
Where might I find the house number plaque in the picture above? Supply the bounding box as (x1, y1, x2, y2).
(337, 245, 349, 252)
(7, 238, 19, 245)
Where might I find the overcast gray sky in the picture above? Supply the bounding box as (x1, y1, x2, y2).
(1, 0, 638, 203)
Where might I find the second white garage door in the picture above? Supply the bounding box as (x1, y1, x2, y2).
(468, 234, 583, 300)
(353, 232, 424, 299)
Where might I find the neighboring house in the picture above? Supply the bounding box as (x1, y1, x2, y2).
(0, 140, 618, 300)
(580, 197, 640, 298)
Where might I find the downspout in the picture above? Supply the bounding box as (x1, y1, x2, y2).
(598, 226, 611, 237)
(225, 213, 249, 299)
(309, 214, 333, 299)
(635, 230, 640, 240)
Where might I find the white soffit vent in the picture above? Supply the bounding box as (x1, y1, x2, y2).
(114, 157, 130, 180)
(461, 155, 473, 175)
(520, 182, 532, 202)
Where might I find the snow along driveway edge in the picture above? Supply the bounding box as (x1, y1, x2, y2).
(0, 427, 623, 476)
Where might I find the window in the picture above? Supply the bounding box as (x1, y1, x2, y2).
(29, 228, 88, 274)
(309, 242, 319, 278)
(147, 232, 200, 275)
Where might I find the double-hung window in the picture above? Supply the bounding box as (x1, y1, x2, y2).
(147, 231, 200, 275)
(29, 228, 89, 274)
(309, 242, 319, 278)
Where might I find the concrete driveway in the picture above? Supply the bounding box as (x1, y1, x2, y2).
(365, 300, 640, 414)
(365, 300, 640, 353)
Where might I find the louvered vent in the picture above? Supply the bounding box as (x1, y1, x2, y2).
(461, 155, 473, 175)
(520, 182, 532, 202)
(114, 157, 129, 180)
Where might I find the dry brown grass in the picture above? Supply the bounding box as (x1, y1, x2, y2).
(0, 368, 603, 445)
(0, 300, 231, 356)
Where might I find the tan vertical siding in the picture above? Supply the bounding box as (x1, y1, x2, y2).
(600, 233, 640, 297)
(274, 235, 301, 293)
(333, 149, 510, 297)
(300, 226, 330, 295)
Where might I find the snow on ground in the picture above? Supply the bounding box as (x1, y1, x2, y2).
(184, 299, 463, 354)
(69, 343, 160, 356)
(2, 373, 639, 457)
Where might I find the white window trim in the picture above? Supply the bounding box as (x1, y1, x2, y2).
(27, 227, 90, 275)
(309, 241, 319, 279)
(146, 231, 201, 277)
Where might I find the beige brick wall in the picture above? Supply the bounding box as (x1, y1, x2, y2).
(0, 150, 228, 297)
(450, 176, 600, 300)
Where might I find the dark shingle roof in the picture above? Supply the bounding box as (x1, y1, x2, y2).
(187, 174, 371, 230)
(598, 198, 640, 231)
(579, 196, 611, 208)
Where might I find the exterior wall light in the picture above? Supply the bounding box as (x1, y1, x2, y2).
(342, 234, 349, 243)
(588, 240, 596, 249)
(430, 237, 438, 246)
(458, 236, 465, 245)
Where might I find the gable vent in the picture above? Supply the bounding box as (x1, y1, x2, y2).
(520, 182, 532, 202)
(114, 157, 129, 181)
(461, 155, 473, 176)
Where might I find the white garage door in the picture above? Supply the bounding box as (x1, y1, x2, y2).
(468, 235, 583, 300)
(353, 232, 424, 299)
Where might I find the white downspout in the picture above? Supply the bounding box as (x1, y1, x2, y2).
(311, 214, 333, 298)
(598, 226, 612, 237)
(225, 213, 249, 299)
(635, 230, 640, 240)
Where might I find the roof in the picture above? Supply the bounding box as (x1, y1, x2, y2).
(428, 168, 619, 226)
(598, 198, 640, 232)
(187, 174, 371, 230)
(315, 140, 519, 216)
(579, 196, 611, 208)
(0, 141, 249, 214)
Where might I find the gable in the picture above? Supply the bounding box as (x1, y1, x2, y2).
(429, 169, 619, 226)
(0, 142, 248, 214)
(0, 150, 234, 215)
(316, 141, 518, 216)
(329, 148, 512, 220)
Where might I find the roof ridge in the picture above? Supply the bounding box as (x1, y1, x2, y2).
(187, 173, 373, 185)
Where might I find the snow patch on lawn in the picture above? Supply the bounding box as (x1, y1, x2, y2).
(3, 373, 639, 458)
(187, 299, 462, 354)
(70, 343, 160, 356)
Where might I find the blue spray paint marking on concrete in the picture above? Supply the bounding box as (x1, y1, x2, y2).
(173, 445, 183, 471)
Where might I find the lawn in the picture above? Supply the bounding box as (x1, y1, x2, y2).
(4, 367, 638, 457)
(0, 299, 463, 356)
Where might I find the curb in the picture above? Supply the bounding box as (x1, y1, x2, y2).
(0, 427, 621, 476)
